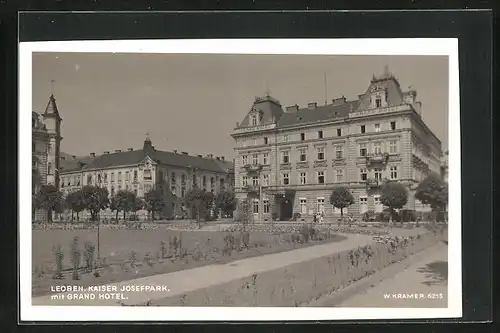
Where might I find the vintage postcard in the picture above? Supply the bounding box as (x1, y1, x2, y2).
(20, 38, 461, 321)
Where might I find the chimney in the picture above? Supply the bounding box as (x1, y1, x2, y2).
(332, 96, 346, 106)
(197, 154, 203, 158)
(209, 154, 213, 159)
(173, 150, 178, 154)
(72, 155, 76, 160)
(307, 102, 317, 109)
(115, 149, 122, 153)
(285, 105, 299, 113)
(103, 151, 110, 155)
(90, 152, 95, 158)
(60, 156, 66, 160)
(182, 152, 188, 155)
(127, 148, 133, 152)
(216, 157, 220, 160)
(221, 156, 225, 162)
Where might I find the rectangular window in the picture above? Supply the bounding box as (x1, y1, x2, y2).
(263, 153, 269, 165)
(263, 200, 270, 213)
(252, 176, 259, 186)
(336, 169, 344, 182)
(337, 128, 342, 137)
(264, 137, 269, 145)
(300, 199, 307, 214)
(171, 185, 176, 195)
(316, 198, 325, 214)
(252, 154, 258, 165)
(359, 143, 367, 157)
(389, 140, 398, 154)
(283, 135, 289, 142)
(317, 171, 325, 184)
(318, 130, 323, 139)
(360, 168, 368, 181)
(376, 98, 382, 108)
(390, 166, 398, 180)
(390, 121, 396, 130)
(242, 176, 248, 187)
(374, 142, 382, 155)
(299, 149, 307, 162)
(374, 123, 381, 132)
(299, 172, 307, 185)
(133, 170, 138, 181)
(104, 173, 108, 182)
(359, 196, 368, 214)
(317, 147, 325, 160)
(252, 200, 259, 214)
(242, 155, 248, 165)
(335, 145, 343, 159)
(300, 133, 305, 141)
(361, 125, 366, 134)
(143, 169, 152, 180)
(203, 176, 207, 187)
(374, 168, 382, 181)
(263, 174, 269, 186)
(171, 172, 176, 184)
(282, 173, 290, 185)
(118, 172, 122, 181)
(282, 151, 290, 164)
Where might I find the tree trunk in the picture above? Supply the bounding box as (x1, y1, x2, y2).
(115, 210, 119, 221)
(77, 212, 80, 222)
(123, 210, 126, 221)
(71, 210, 74, 222)
(151, 209, 155, 221)
(47, 208, 52, 223)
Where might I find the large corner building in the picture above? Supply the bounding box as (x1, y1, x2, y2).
(231, 67, 444, 220)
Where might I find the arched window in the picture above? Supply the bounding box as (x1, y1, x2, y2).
(47, 162, 52, 175)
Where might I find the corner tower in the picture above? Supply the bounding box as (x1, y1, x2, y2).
(42, 94, 63, 189)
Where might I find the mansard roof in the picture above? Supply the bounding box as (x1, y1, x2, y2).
(277, 100, 359, 128)
(59, 140, 233, 174)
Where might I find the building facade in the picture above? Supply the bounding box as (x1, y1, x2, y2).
(231, 67, 443, 221)
(59, 137, 235, 220)
(32, 94, 63, 191)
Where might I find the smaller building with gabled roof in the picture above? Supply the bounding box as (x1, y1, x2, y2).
(59, 137, 234, 220)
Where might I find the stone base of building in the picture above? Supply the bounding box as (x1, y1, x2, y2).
(236, 186, 431, 221)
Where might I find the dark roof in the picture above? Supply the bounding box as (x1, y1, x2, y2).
(277, 100, 358, 128)
(59, 143, 233, 174)
(238, 96, 284, 127)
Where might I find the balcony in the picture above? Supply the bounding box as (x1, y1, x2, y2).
(280, 162, 292, 170)
(243, 163, 263, 173)
(295, 161, 309, 169)
(242, 185, 261, 197)
(365, 178, 382, 190)
(313, 160, 328, 168)
(365, 153, 389, 167)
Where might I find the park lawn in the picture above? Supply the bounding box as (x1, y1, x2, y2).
(31, 228, 347, 297)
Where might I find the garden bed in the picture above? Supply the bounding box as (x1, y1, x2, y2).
(32, 228, 347, 297)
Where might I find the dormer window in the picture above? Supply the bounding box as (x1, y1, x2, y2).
(251, 114, 257, 126)
(375, 97, 382, 108)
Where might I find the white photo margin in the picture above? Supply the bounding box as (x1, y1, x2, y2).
(19, 38, 461, 321)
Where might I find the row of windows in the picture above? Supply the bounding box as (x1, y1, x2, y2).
(241, 140, 399, 166)
(246, 121, 398, 147)
(240, 166, 399, 187)
(171, 172, 225, 188)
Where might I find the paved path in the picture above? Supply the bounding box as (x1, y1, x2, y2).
(32, 234, 373, 306)
(315, 241, 448, 308)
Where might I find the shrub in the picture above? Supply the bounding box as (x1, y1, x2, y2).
(129, 250, 137, 267)
(299, 224, 311, 243)
(52, 244, 64, 280)
(362, 210, 376, 222)
(241, 231, 250, 248)
(160, 241, 167, 259)
(271, 212, 278, 221)
(292, 212, 301, 221)
(83, 242, 96, 272)
(400, 209, 416, 222)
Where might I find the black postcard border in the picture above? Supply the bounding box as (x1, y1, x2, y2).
(2, 9, 494, 329)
